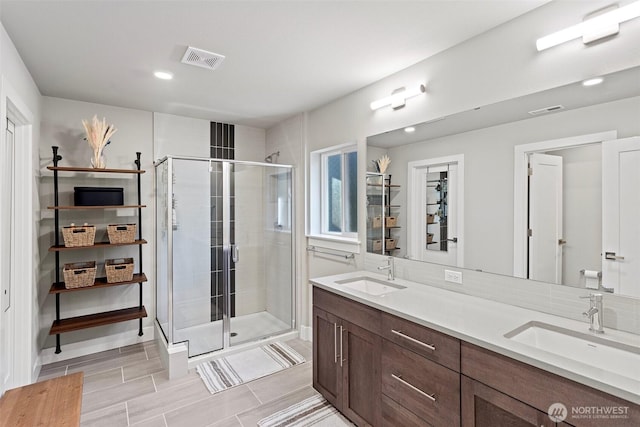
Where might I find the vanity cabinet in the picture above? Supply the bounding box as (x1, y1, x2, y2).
(462, 343, 640, 427)
(461, 375, 556, 427)
(313, 288, 382, 426)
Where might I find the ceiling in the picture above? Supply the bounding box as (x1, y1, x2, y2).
(0, 0, 547, 128)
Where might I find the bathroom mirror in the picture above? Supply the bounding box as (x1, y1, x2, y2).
(366, 65, 640, 298)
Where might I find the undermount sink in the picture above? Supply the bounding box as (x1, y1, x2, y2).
(335, 276, 406, 296)
(505, 321, 640, 380)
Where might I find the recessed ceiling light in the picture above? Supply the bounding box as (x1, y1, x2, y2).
(404, 127, 416, 133)
(154, 71, 173, 80)
(582, 77, 604, 86)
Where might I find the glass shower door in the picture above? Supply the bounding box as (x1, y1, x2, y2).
(227, 162, 294, 346)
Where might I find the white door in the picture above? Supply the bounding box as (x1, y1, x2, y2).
(1, 118, 15, 394)
(528, 153, 563, 284)
(408, 155, 464, 267)
(602, 137, 640, 296)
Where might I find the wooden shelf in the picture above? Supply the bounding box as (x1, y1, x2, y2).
(49, 273, 148, 294)
(48, 204, 146, 210)
(49, 239, 147, 252)
(49, 306, 147, 335)
(47, 166, 145, 174)
(367, 183, 401, 188)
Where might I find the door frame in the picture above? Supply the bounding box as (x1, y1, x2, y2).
(0, 76, 36, 392)
(512, 131, 616, 278)
(407, 154, 464, 266)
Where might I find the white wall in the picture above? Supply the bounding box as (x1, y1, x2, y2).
(0, 22, 42, 388)
(298, 0, 640, 331)
(38, 96, 154, 362)
(153, 112, 210, 160)
(235, 125, 266, 162)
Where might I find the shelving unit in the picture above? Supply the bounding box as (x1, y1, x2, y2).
(48, 146, 148, 354)
(366, 173, 401, 254)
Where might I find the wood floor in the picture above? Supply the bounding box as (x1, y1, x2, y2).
(37, 339, 316, 427)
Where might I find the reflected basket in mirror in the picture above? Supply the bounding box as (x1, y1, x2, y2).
(62, 224, 96, 247)
(385, 216, 398, 228)
(427, 233, 434, 244)
(385, 238, 397, 250)
(368, 239, 383, 252)
(371, 216, 382, 228)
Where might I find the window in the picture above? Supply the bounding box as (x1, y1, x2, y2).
(322, 148, 357, 236)
(309, 144, 359, 244)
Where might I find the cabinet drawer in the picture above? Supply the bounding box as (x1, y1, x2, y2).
(381, 394, 430, 427)
(382, 339, 460, 427)
(382, 312, 460, 371)
(313, 287, 381, 335)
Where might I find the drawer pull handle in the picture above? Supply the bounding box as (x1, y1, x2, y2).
(391, 329, 436, 351)
(392, 374, 437, 402)
(334, 323, 338, 364)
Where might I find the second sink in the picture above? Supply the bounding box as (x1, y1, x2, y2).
(505, 321, 640, 380)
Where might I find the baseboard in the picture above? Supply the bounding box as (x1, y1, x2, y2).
(39, 326, 155, 365)
(300, 325, 312, 342)
(32, 357, 42, 384)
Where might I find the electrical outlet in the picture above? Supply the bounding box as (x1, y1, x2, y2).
(445, 269, 463, 284)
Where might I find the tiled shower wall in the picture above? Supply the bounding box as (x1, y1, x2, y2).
(210, 122, 235, 322)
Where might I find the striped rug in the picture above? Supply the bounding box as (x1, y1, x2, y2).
(258, 394, 354, 427)
(196, 341, 305, 394)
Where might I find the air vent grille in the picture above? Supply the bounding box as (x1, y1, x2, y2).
(528, 105, 565, 116)
(181, 47, 225, 71)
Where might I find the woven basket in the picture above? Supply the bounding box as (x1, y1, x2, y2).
(385, 216, 398, 228)
(427, 233, 434, 244)
(63, 261, 96, 289)
(105, 258, 134, 283)
(427, 214, 435, 224)
(62, 224, 96, 247)
(385, 238, 397, 250)
(107, 224, 137, 244)
(371, 216, 382, 229)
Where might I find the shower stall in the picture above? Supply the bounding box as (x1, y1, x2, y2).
(155, 156, 295, 359)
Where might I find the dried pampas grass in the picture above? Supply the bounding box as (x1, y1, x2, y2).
(82, 115, 117, 169)
(376, 155, 391, 173)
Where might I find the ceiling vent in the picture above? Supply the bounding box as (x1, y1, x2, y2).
(181, 47, 225, 71)
(528, 105, 565, 116)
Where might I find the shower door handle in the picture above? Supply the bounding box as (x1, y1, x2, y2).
(232, 245, 240, 263)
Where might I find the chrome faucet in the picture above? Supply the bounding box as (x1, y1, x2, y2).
(580, 293, 604, 334)
(377, 256, 395, 281)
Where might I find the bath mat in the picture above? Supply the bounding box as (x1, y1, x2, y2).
(258, 394, 354, 427)
(196, 341, 305, 394)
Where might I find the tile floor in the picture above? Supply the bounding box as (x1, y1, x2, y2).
(37, 339, 316, 427)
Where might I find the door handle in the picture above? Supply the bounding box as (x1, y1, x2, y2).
(558, 239, 567, 245)
(232, 245, 240, 263)
(339, 325, 345, 367)
(605, 252, 624, 261)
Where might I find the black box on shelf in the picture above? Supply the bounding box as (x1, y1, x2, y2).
(74, 187, 124, 206)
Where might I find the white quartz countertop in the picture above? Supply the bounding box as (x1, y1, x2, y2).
(310, 271, 640, 405)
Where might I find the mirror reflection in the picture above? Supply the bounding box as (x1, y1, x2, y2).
(366, 66, 640, 297)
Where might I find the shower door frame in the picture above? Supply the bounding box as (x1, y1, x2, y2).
(155, 155, 296, 354)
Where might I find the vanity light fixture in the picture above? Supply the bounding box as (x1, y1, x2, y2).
(404, 126, 416, 133)
(582, 77, 604, 86)
(370, 83, 426, 111)
(536, 0, 640, 51)
(154, 71, 174, 80)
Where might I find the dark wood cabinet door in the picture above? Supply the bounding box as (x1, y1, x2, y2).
(313, 306, 342, 409)
(461, 375, 555, 427)
(341, 320, 382, 427)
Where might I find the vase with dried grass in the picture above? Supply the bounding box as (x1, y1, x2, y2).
(82, 115, 117, 169)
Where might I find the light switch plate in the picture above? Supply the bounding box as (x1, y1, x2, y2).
(445, 269, 463, 284)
